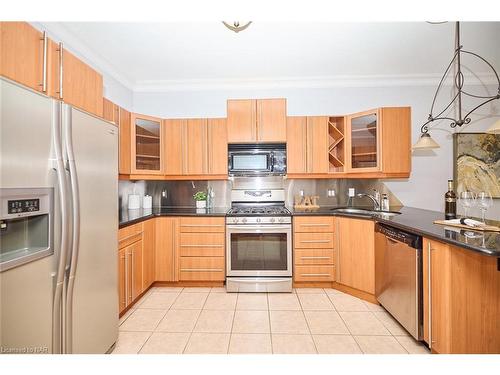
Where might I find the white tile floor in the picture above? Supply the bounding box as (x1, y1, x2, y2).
(113, 287, 430, 354)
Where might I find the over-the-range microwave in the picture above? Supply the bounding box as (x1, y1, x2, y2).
(228, 143, 286, 176)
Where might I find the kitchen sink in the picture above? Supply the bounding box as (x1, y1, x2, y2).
(331, 208, 401, 217)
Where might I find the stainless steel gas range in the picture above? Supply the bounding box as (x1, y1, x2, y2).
(225, 177, 292, 293)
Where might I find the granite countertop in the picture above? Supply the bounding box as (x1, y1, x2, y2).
(119, 205, 500, 257)
(290, 206, 500, 257)
(119, 207, 228, 228)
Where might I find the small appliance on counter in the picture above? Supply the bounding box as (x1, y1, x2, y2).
(128, 194, 140, 210)
(143, 195, 152, 209)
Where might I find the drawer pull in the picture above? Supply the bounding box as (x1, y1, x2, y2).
(180, 244, 224, 248)
(119, 232, 143, 244)
(300, 224, 330, 227)
(181, 224, 224, 227)
(180, 268, 224, 272)
(300, 273, 332, 277)
(300, 256, 331, 260)
(300, 240, 331, 244)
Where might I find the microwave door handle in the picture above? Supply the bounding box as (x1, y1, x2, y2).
(269, 152, 275, 172)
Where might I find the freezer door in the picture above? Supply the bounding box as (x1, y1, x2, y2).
(0, 78, 58, 353)
(66, 106, 118, 353)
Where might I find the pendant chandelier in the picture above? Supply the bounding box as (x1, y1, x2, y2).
(413, 22, 500, 150)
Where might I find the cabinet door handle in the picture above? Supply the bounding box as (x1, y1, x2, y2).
(119, 232, 143, 244)
(120, 254, 126, 307)
(124, 251, 128, 306)
(180, 244, 224, 248)
(40, 31, 48, 92)
(300, 256, 330, 260)
(180, 224, 224, 228)
(129, 250, 133, 300)
(56, 42, 64, 99)
(428, 242, 432, 349)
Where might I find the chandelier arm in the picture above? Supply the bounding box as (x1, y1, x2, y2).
(461, 90, 500, 99)
(429, 50, 460, 116)
(461, 96, 500, 123)
(420, 116, 460, 133)
(433, 91, 460, 120)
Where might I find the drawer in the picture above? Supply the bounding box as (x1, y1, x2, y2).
(179, 217, 225, 233)
(179, 257, 225, 281)
(294, 249, 335, 265)
(179, 233, 225, 257)
(118, 223, 143, 249)
(293, 216, 334, 233)
(294, 265, 335, 282)
(294, 232, 334, 249)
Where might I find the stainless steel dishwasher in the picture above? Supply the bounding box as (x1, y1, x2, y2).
(375, 223, 423, 340)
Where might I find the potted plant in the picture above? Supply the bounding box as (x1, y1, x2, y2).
(193, 191, 207, 209)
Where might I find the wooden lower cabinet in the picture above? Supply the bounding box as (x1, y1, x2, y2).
(142, 218, 156, 290)
(335, 217, 375, 295)
(118, 238, 143, 313)
(118, 247, 127, 313)
(423, 238, 500, 353)
(155, 217, 179, 282)
(293, 216, 335, 283)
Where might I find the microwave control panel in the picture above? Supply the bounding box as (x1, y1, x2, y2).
(8, 198, 40, 214)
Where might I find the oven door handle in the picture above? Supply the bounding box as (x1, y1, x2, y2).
(227, 225, 291, 231)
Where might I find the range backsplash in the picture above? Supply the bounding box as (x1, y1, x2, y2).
(119, 178, 402, 211)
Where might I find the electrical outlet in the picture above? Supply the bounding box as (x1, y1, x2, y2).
(348, 188, 356, 197)
(327, 189, 336, 197)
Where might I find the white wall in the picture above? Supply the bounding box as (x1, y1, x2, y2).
(133, 82, 499, 220)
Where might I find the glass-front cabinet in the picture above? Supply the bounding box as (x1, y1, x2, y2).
(131, 114, 163, 174)
(347, 109, 380, 172)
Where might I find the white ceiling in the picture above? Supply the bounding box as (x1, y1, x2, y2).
(41, 22, 500, 91)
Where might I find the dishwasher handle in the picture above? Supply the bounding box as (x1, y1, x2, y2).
(376, 223, 422, 249)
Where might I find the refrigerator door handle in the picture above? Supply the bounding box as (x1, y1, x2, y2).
(63, 105, 80, 354)
(52, 100, 70, 354)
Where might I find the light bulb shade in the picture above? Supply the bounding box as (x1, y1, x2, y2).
(486, 119, 500, 134)
(412, 133, 440, 149)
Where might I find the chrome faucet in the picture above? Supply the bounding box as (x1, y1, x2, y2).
(356, 190, 381, 210)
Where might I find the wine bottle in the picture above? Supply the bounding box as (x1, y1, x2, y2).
(445, 180, 457, 220)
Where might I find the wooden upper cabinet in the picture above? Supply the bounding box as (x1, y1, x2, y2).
(307, 117, 329, 174)
(227, 99, 256, 142)
(59, 48, 103, 117)
(164, 119, 185, 176)
(227, 98, 287, 143)
(207, 118, 228, 175)
(186, 118, 208, 175)
(131, 113, 163, 175)
(257, 98, 287, 142)
(286, 116, 328, 175)
(346, 109, 381, 173)
(119, 107, 132, 175)
(0, 22, 45, 93)
(286, 117, 307, 174)
(336, 217, 375, 295)
(379, 107, 411, 175)
(103, 98, 119, 125)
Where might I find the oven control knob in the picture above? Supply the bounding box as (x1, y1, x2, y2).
(256, 218, 261, 223)
(233, 218, 239, 223)
(278, 217, 284, 223)
(270, 218, 275, 223)
(242, 218, 247, 223)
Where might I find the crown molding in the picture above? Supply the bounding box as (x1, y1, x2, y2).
(133, 73, 499, 92)
(30, 22, 136, 90)
(28, 22, 499, 94)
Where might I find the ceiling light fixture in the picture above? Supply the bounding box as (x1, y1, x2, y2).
(414, 21, 500, 150)
(222, 21, 252, 33)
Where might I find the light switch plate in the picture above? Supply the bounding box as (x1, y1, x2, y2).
(348, 188, 356, 197)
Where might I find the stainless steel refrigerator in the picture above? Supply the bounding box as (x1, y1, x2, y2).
(0, 78, 118, 354)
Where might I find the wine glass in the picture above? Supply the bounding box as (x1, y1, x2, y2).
(476, 191, 493, 223)
(459, 191, 476, 219)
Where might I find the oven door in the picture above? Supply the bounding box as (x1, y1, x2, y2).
(228, 152, 272, 175)
(226, 224, 292, 277)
